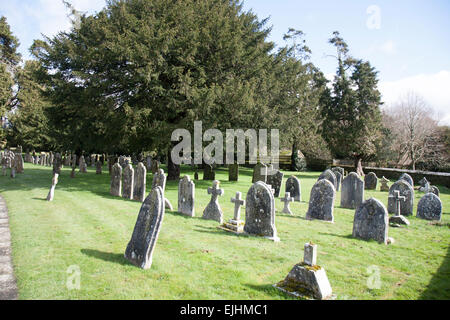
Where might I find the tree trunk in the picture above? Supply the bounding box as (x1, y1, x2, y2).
(355, 157, 364, 176)
(290, 142, 297, 171)
(167, 146, 180, 181)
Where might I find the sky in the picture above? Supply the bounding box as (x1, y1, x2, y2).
(1, 0, 450, 124)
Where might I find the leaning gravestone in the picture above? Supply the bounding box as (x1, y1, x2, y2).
(306, 179, 335, 222)
(387, 180, 414, 216)
(252, 162, 268, 183)
(285, 176, 301, 202)
(178, 175, 195, 217)
(244, 181, 279, 241)
(417, 193, 442, 221)
(364, 172, 378, 190)
(352, 198, 389, 244)
(228, 164, 239, 182)
(203, 164, 215, 181)
(267, 169, 284, 198)
(124, 186, 165, 269)
(110, 163, 123, 197)
(202, 180, 224, 223)
(340, 172, 364, 209)
(318, 169, 337, 190)
(398, 173, 414, 188)
(122, 164, 135, 200)
(46, 173, 59, 202)
(133, 162, 147, 202)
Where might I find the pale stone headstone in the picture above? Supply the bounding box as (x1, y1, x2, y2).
(145, 156, 152, 171)
(285, 175, 301, 202)
(318, 169, 337, 190)
(340, 172, 364, 209)
(122, 164, 134, 200)
(379, 176, 390, 191)
(388, 190, 410, 226)
(221, 191, 245, 233)
(202, 180, 224, 223)
(352, 198, 389, 244)
(387, 180, 414, 216)
(417, 193, 442, 221)
(110, 163, 122, 197)
(267, 169, 284, 198)
(133, 162, 147, 202)
(228, 164, 239, 182)
(178, 175, 195, 217)
(306, 179, 335, 222)
(399, 173, 414, 188)
(430, 185, 440, 197)
(280, 192, 294, 215)
(124, 186, 165, 269)
(333, 170, 342, 191)
(364, 172, 378, 190)
(252, 162, 267, 183)
(46, 173, 59, 202)
(244, 181, 279, 241)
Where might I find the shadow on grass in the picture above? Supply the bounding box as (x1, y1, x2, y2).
(244, 283, 296, 300)
(31, 197, 47, 201)
(81, 249, 129, 266)
(419, 245, 450, 299)
(318, 232, 354, 240)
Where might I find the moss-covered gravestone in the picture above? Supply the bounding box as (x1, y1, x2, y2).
(353, 198, 389, 244)
(306, 179, 335, 222)
(340, 172, 364, 209)
(417, 193, 442, 221)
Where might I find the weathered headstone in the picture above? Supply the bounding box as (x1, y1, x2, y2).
(133, 162, 147, 202)
(152, 169, 173, 210)
(364, 172, 378, 190)
(285, 176, 301, 202)
(340, 172, 364, 209)
(379, 176, 390, 191)
(430, 185, 440, 197)
(280, 192, 294, 215)
(15, 153, 24, 174)
(95, 161, 102, 174)
(46, 173, 59, 202)
(122, 164, 134, 200)
(318, 169, 337, 190)
(110, 163, 122, 197)
(398, 173, 414, 188)
(418, 177, 431, 193)
(124, 186, 165, 269)
(274, 242, 333, 300)
(306, 179, 335, 222)
(267, 170, 284, 198)
(387, 180, 414, 216)
(178, 175, 195, 217)
(333, 170, 342, 191)
(151, 159, 159, 174)
(203, 164, 215, 181)
(228, 164, 239, 182)
(388, 190, 410, 226)
(52, 153, 62, 175)
(352, 198, 389, 244)
(220, 191, 245, 233)
(244, 181, 279, 241)
(332, 167, 344, 178)
(202, 180, 224, 223)
(252, 162, 268, 183)
(417, 193, 442, 221)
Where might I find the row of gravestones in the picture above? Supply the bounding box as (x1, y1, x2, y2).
(0, 149, 24, 177)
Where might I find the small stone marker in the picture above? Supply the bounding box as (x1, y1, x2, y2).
(306, 179, 335, 222)
(353, 198, 390, 244)
(220, 192, 245, 233)
(340, 172, 364, 209)
(244, 181, 279, 241)
(379, 176, 390, 191)
(178, 175, 195, 217)
(133, 162, 147, 202)
(124, 186, 165, 269)
(252, 162, 268, 183)
(387, 180, 414, 216)
(280, 192, 294, 215)
(46, 173, 59, 202)
(274, 242, 333, 300)
(417, 193, 442, 221)
(285, 175, 301, 202)
(202, 180, 224, 224)
(388, 190, 410, 226)
(110, 163, 123, 197)
(364, 172, 378, 190)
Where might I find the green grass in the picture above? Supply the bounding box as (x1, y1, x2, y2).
(0, 163, 449, 300)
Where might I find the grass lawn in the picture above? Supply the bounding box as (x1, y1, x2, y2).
(0, 162, 449, 300)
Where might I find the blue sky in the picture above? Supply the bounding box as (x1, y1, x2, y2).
(2, 0, 450, 123)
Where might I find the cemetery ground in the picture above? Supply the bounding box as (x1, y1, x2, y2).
(0, 163, 449, 300)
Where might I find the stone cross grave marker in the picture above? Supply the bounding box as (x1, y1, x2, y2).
(280, 192, 294, 215)
(388, 190, 410, 226)
(220, 191, 246, 233)
(202, 180, 224, 224)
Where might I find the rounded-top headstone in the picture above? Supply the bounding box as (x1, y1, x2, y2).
(387, 180, 414, 216)
(417, 193, 442, 221)
(306, 179, 335, 222)
(318, 169, 337, 190)
(285, 175, 301, 202)
(398, 173, 414, 188)
(352, 198, 389, 244)
(364, 172, 378, 190)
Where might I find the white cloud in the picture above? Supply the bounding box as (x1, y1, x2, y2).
(379, 70, 450, 125)
(379, 40, 396, 54)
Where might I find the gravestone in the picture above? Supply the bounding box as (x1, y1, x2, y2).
(145, 156, 152, 171)
(202, 180, 224, 224)
(332, 167, 344, 178)
(244, 181, 279, 241)
(267, 170, 284, 198)
(387, 180, 414, 216)
(285, 176, 301, 202)
(178, 175, 195, 217)
(110, 163, 123, 197)
(418, 177, 431, 193)
(15, 153, 24, 174)
(430, 186, 440, 197)
(124, 186, 165, 269)
(280, 192, 294, 215)
(228, 164, 239, 182)
(275, 242, 333, 300)
(318, 169, 337, 190)
(364, 172, 378, 190)
(398, 173, 414, 188)
(46, 173, 59, 202)
(133, 162, 147, 202)
(152, 169, 173, 210)
(220, 192, 245, 233)
(151, 159, 159, 174)
(119, 156, 126, 168)
(306, 179, 335, 222)
(203, 164, 215, 181)
(388, 190, 410, 226)
(252, 162, 268, 183)
(340, 172, 364, 209)
(333, 170, 342, 191)
(352, 198, 389, 244)
(379, 176, 390, 191)
(417, 193, 442, 221)
(52, 153, 62, 175)
(96, 161, 102, 174)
